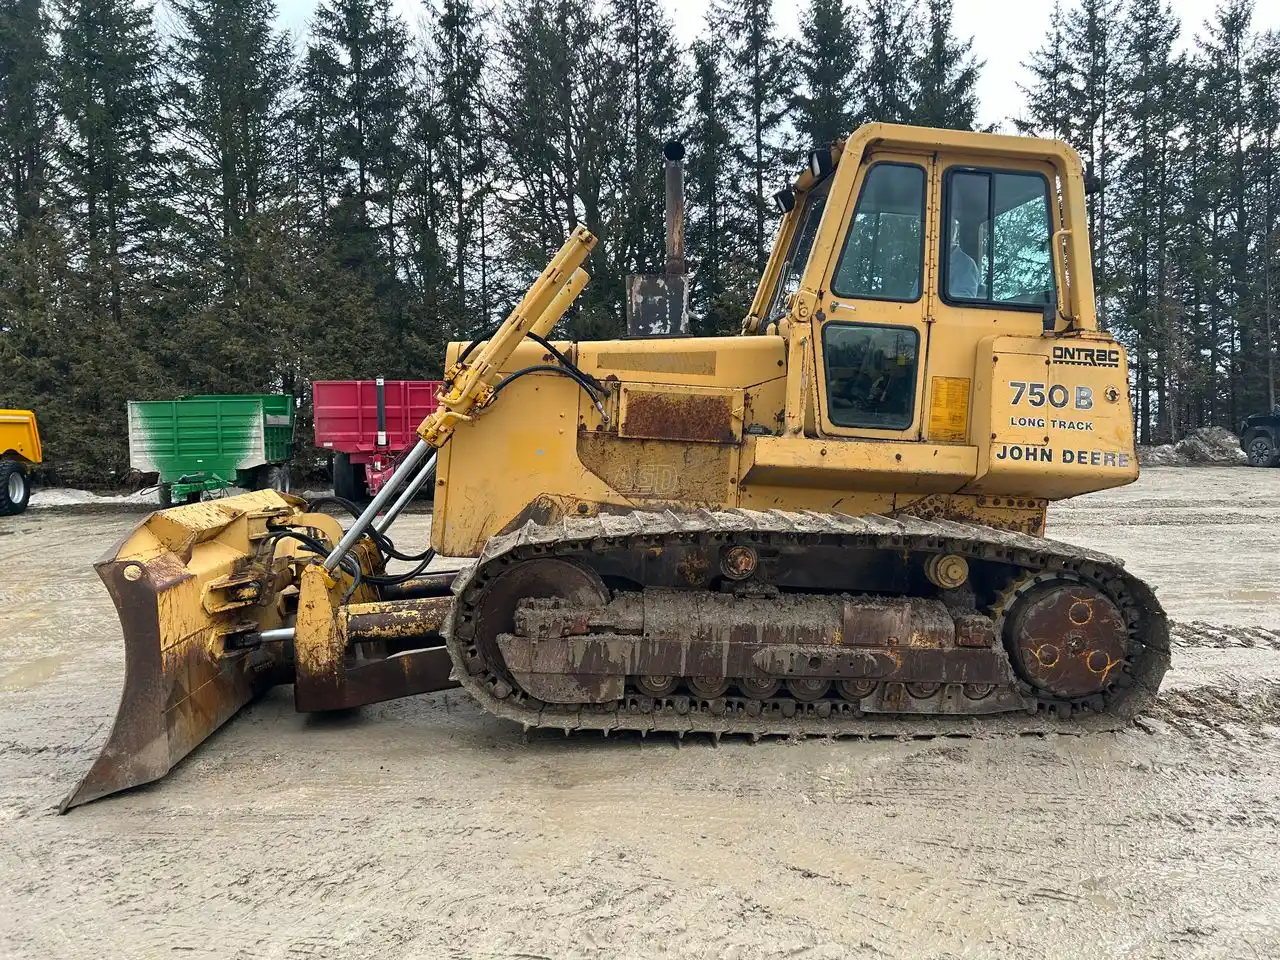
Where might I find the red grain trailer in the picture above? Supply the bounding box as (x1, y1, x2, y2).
(312, 379, 442, 501)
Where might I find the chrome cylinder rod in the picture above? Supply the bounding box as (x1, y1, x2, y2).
(373, 452, 437, 534)
(323, 438, 431, 573)
(255, 627, 296, 643)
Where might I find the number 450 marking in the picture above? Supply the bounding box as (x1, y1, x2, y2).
(1010, 381, 1094, 410)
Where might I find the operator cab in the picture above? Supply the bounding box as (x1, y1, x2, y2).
(749, 125, 1069, 447)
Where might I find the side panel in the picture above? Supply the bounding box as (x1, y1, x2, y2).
(127, 396, 283, 483)
(432, 338, 785, 558)
(966, 335, 1137, 498)
(313, 380, 442, 458)
(0, 410, 41, 463)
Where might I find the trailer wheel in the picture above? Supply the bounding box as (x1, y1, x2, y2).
(332, 452, 365, 502)
(0, 461, 31, 516)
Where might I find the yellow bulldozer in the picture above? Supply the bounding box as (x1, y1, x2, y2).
(62, 123, 1169, 811)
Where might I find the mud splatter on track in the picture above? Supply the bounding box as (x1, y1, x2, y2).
(1, 466, 1278, 959)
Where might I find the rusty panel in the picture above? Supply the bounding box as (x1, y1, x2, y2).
(577, 435, 734, 504)
(893, 492, 1047, 537)
(618, 385, 743, 444)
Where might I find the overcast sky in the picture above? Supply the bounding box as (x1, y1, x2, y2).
(276, 0, 1280, 130)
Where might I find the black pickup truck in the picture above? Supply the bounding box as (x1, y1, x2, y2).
(1240, 406, 1280, 466)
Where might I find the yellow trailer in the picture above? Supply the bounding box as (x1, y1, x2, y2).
(0, 409, 41, 515)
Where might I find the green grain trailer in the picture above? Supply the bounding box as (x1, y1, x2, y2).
(127, 394, 295, 505)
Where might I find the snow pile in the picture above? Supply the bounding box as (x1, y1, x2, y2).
(1139, 426, 1247, 466)
(29, 487, 159, 509)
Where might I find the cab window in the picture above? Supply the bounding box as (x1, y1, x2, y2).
(823, 322, 919, 430)
(832, 163, 926, 302)
(765, 180, 830, 323)
(944, 169, 1055, 308)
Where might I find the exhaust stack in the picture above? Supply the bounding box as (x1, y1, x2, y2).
(626, 140, 689, 337)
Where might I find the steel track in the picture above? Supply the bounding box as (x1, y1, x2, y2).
(444, 509, 1171, 738)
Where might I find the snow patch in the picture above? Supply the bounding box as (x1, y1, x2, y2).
(1139, 427, 1247, 467)
(29, 487, 159, 509)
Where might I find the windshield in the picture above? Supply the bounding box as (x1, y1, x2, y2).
(764, 179, 831, 323)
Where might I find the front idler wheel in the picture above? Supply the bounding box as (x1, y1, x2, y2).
(469, 558, 610, 683)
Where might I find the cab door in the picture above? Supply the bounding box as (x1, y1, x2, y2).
(812, 152, 936, 440)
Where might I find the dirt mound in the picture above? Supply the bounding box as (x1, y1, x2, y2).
(1139, 426, 1247, 466)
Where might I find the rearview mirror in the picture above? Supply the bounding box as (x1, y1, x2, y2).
(1084, 162, 1102, 196)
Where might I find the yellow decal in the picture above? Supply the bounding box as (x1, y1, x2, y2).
(929, 377, 970, 443)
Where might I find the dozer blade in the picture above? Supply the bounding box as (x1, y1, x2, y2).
(61, 491, 306, 812)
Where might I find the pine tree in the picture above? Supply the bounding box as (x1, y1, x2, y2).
(162, 0, 296, 392)
(310, 0, 411, 255)
(1016, 1, 1073, 138)
(1197, 0, 1255, 423)
(1065, 0, 1122, 330)
(793, 0, 859, 146)
(401, 43, 451, 348)
(56, 0, 162, 328)
(685, 36, 742, 334)
(303, 0, 413, 374)
(910, 0, 980, 130)
(607, 0, 685, 276)
(1112, 0, 1183, 441)
(0, 0, 62, 437)
(0, 0, 54, 239)
(859, 0, 917, 124)
(491, 0, 622, 338)
(432, 0, 488, 320)
(52, 0, 167, 476)
(715, 0, 794, 273)
(295, 42, 345, 235)
(1250, 29, 1280, 410)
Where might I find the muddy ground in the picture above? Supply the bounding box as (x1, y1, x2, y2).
(2, 466, 1278, 959)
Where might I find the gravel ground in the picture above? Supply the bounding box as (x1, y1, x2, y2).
(1, 466, 1278, 959)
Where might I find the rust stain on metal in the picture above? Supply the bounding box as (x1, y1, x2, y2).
(620, 390, 737, 444)
(719, 545, 758, 580)
(499, 589, 1016, 706)
(344, 597, 453, 642)
(1005, 582, 1130, 699)
(676, 552, 710, 586)
(894, 493, 1047, 536)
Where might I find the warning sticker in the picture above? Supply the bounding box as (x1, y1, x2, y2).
(929, 377, 971, 443)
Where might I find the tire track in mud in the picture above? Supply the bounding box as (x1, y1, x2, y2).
(1170, 621, 1280, 650)
(1141, 683, 1280, 740)
(1140, 623, 1280, 741)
